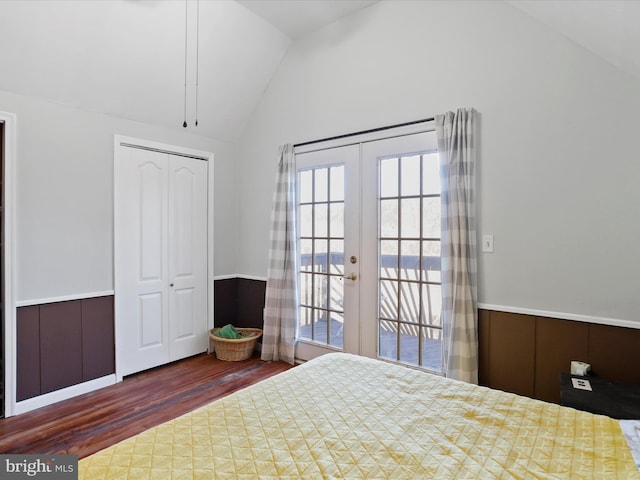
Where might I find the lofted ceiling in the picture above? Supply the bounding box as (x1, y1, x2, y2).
(0, 1, 638, 143)
(508, 0, 640, 83)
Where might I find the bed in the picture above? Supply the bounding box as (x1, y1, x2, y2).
(79, 352, 640, 479)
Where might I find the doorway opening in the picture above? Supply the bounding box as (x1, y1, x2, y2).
(0, 121, 4, 418)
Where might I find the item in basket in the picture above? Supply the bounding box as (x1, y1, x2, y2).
(214, 324, 242, 339)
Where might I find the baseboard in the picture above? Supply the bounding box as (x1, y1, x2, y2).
(14, 375, 116, 416)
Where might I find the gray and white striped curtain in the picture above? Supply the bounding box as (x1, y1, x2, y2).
(436, 109, 478, 383)
(261, 144, 299, 364)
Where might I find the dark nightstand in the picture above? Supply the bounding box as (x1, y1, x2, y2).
(560, 373, 640, 419)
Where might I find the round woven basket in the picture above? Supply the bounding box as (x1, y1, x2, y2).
(209, 328, 262, 361)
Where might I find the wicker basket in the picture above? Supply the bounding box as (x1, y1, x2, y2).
(209, 328, 262, 361)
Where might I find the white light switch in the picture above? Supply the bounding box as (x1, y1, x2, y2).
(482, 234, 494, 253)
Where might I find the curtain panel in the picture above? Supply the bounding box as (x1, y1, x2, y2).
(261, 144, 299, 364)
(436, 109, 478, 383)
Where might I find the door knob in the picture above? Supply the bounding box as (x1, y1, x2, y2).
(343, 272, 358, 281)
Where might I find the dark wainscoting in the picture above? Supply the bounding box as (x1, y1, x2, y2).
(479, 309, 640, 404)
(16, 296, 114, 401)
(214, 277, 266, 330)
(213, 279, 640, 407)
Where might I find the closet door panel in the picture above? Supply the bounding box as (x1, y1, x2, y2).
(116, 148, 170, 377)
(168, 155, 208, 360)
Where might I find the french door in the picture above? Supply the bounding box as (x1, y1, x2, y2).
(295, 145, 364, 361)
(296, 128, 443, 372)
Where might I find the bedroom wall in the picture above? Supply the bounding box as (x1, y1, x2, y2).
(0, 88, 238, 303)
(236, 0, 640, 325)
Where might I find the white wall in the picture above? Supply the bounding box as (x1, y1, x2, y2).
(237, 0, 640, 323)
(0, 89, 237, 302)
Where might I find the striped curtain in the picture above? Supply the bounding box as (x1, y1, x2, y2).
(436, 109, 478, 383)
(261, 144, 299, 364)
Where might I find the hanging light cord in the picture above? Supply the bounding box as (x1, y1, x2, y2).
(195, 0, 200, 126)
(193, 0, 200, 126)
(183, 0, 188, 128)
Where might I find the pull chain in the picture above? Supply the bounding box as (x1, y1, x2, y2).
(195, 0, 200, 127)
(182, 0, 188, 128)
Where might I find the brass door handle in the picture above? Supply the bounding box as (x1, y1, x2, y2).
(343, 272, 358, 281)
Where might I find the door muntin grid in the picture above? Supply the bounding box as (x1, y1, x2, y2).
(378, 151, 443, 372)
(298, 165, 345, 348)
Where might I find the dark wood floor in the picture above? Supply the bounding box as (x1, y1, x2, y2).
(0, 353, 293, 459)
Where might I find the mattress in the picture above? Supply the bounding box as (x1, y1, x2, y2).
(79, 353, 640, 479)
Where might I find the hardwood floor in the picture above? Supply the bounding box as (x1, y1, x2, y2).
(0, 353, 293, 459)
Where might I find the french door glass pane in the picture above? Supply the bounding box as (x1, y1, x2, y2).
(378, 152, 443, 371)
(330, 166, 345, 201)
(400, 155, 421, 197)
(380, 199, 398, 237)
(380, 240, 399, 279)
(298, 166, 345, 348)
(380, 158, 398, 197)
(422, 153, 440, 195)
(401, 198, 420, 237)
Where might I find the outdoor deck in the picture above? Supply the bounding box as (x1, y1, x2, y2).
(299, 317, 442, 372)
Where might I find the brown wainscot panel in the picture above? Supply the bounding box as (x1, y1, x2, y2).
(485, 311, 536, 398)
(534, 317, 588, 404)
(39, 301, 84, 394)
(236, 278, 266, 329)
(477, 309, 491, 387)
(588, 323, 640, 386)
(479, 308, 640, 406)
(16, 306, 41, 401)
(16, 295, 115, 401)
(81, 296, 115, 381)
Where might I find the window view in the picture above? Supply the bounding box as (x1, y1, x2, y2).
(298, 165, 345, 348)
(378, 152, 442, 371)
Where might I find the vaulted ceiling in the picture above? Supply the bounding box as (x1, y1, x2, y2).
(0, 1, 638, 143)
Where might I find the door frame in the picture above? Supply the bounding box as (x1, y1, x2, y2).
(1, 111, 17, 417)
(293, 120, 436, 364)
(113, 135, 214, 382)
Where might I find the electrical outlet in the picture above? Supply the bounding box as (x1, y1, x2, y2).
(571, 378, 592, 391)
(482, 234, 494, 253)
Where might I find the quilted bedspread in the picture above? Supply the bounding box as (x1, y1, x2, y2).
(79, 353, 640, 479)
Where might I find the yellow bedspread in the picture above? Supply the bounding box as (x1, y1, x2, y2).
(79, 353, 640, 479)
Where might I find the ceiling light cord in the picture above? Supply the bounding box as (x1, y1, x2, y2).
(183, 0, 188, 128)
(195, 0, 200, 127)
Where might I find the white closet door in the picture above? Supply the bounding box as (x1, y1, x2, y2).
(116, 147, 171, 377)
(116, 147, 208, 378)
(168, 154, 208, 361)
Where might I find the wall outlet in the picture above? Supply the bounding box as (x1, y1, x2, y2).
(571, 378, 592, 391)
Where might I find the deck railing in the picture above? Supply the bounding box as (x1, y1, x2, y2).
(299, 253, 442, 334)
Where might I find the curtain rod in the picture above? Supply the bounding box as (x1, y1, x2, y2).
(293, 117, 435, 148)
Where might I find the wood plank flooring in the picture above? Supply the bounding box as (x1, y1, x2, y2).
(0, 353, 293, 459)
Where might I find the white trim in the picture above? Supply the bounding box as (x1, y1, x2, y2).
(1, 111, 17, 417)
(16, 290, 115, 308)
(207, 145, 216, 348)
(213, 274, 268, 282)
(14, 375, 116, 416)
(116, 135, 213, 161)
(113, 135, 214, 382)
(213, 274, 238, 281)
(478, 303, 640, 330)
